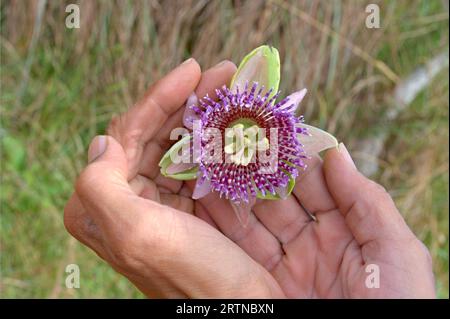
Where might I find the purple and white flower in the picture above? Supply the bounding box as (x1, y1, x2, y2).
(159, 45, 338, 224)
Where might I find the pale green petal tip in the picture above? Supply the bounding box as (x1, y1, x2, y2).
(230, 45, 280, 97)
(297, 124, 339, 155)
(162, 166, 198, 181)
(159, 135, 198, 180)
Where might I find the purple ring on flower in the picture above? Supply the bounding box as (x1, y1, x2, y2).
(190, 82, 308, 204)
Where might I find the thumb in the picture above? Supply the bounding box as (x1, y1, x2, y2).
(76, 135, 136, 225)
(87, 135, 128, 174)
(323, 143, 414, 245)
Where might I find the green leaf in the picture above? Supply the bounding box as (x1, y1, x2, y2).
(159, 135, 198, 180)
(230, 45, 280, 97)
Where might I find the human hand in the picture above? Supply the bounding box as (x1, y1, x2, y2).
(64, 59, 284, 298)
(64, 59, 435, 298)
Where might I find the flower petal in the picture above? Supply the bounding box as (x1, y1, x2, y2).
(230, 197, 256, 227)
(166, 162, 197, 175)
(230, 45, 280, 97)
(275, 185, 288, 199)
(279, 88, 307, 113)
(183, 93, 199, 129)
(159, 134, 198, 180)
(297, 124, 338, 155)
(192, 177, 211, 200)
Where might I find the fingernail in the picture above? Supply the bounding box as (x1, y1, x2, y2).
(181, 57, 195, 65)
(88, 135, 108, 163)
(338, 142, 357, 170)
(212, 60, 230, 69)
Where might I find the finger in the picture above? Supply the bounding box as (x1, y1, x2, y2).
(193, 201, 218, 229)
(129, 174, 161, 201)
(75, 135, 155, 230)
(159, 193, 194, 214)
(129, 172, 184, 200)
(292, 154, 336, 216)
(138, 60, 237, 179)
(153, 173, 183, 194)
(191, 191, 284, 271)
(107, 59, 202, 177)
(194, 60, 237, 99)
(252, 195, 311, 244)
(323, 143, 414, 245)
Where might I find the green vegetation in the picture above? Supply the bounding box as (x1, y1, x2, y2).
(1, 0, 448, 298)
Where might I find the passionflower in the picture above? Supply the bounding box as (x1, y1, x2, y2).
(159, 45, 337, 225)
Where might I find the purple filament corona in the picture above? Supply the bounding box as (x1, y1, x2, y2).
(191, 82, 308, 203)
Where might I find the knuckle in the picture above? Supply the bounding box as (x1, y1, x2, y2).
(122, 128, 145, 150)
(353, 200, 386, 231)
(107, 114, 123, 135)
(367, 180, 390, 198)
(359, 179, 399, 217)
(75, 164, 102, 197)
(106, 113, 143, 148)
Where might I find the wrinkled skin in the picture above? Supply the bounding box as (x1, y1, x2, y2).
(64, 59, 436, 298)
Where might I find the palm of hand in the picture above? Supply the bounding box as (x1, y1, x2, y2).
(124, 149, 368, 299)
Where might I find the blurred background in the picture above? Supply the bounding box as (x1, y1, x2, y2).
(0, 0, 448, 298)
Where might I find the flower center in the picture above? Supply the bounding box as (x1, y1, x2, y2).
(224, 120, 269, 166)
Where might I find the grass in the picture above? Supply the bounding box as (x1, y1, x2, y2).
(0, 0, 448, 298)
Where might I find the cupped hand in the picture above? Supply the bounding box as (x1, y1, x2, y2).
(64, 59, 435, 298)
